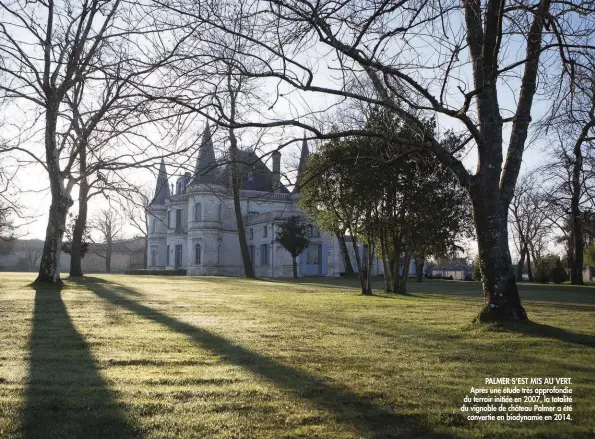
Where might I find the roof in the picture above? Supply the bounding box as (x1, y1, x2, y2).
(193, 147, 290, 194)
(193, 124, 219, 184)
(433, 264, 472, 271)
(292, 134, 310, 194)
(150, 158, 170, 206)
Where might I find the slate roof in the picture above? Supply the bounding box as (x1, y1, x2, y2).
(150, 158, 170, 206)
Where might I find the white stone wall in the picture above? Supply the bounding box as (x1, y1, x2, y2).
(147, 188, 352, 277)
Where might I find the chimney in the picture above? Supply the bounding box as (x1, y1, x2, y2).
(272, 150, 281, 191)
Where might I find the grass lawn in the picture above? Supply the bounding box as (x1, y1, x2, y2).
(0, 273, 593, 438)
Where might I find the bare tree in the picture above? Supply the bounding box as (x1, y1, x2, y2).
(121, 188, 152, 269)
(539, 60, 595, 284)
(0, 0, 129, 283)
(23, 243, 42, 271)
(154, 0, 595, 320)
(509, 174, 552, 281)
(91, 208, 123, 273)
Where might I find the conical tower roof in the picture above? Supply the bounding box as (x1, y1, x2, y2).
(293, 133, 310, 194)
(194, 123, 218, 184)
(151, 157, 170, 205)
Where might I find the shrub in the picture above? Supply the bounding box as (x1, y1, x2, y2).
(533, 254, 568, 284)
(472, 259, 482, 282)
(533, 257, 551, 283)
(551, 258, 568, 284)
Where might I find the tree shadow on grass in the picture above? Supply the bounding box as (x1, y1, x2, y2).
(24, 286, 137, 439)
(483, 320, 595, 348)
(83, 278, 454, 439)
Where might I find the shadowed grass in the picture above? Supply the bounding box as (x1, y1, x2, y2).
(24, 286, 136, 439)
(0, 274, 593, 438)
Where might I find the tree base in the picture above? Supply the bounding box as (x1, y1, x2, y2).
(30, 278, 65, 291)
(477, 303, 528, 322)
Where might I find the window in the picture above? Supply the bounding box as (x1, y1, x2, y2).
(249, 228, 254, 240)
(306, 245, 321, 264)
(260, 244, 269, 266)
(167, 210, 171, 228)
(176, 208, 182, 229)
(176, 181, 182, 195)
(248, 245, 255, 262)
(309, 225, 320, 238)
(195, 203, 202, 221)
(166, 245, 170, 265)
(263, 225, 268, 238)
(195, 244, 201, 265)
(151, 246, 158, 266)
(152, 219, 156, 233)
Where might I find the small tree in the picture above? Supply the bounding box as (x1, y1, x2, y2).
(551, 258, 569, 284)
(91, 209, 123, 273)
(533, 254, 568, 284)
(275, 216, 310, 279)
(533, 257, 552, 284)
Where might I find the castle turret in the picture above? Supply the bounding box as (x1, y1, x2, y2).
(293, 133, 310, 194)
(147, 158, 170, 268)
(194, 123, 218, 184)
(272, 150, 281, 191)
(151, 157, 170, 205)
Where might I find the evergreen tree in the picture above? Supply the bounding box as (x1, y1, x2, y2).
(275, 216, 311, 279)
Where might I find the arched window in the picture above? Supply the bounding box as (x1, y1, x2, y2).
(195, 244, 201, 265)
(195, 203, 202, 221)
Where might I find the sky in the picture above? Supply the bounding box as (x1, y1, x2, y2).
(0, 0, 562, 262)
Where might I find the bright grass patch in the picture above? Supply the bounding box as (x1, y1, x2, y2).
(0, 273, 593, 438)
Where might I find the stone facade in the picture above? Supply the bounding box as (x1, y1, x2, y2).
(147, 125, 350, 278)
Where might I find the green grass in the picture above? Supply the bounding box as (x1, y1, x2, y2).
(0, 273, 593, 438)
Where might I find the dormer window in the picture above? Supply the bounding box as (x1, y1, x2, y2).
(263, 225, 268, 237)
(195, 203, 202, 221)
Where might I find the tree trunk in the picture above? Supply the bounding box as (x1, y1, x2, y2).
(229, 130, 255, 278)
(36, 106, 74, 284)
(516, 244, 526, 281)
(70, 144, 88, 277)
(415, 256, 424, 282)
(350, 234, 367, 294)
(292, 256, 298, 279)
(391, 235, 402, 293)
(106, 236, 112, 273)
(380, 235, 392, 292)
(526, 250, 533, 282)
(471, 189, 527, 321)
(143, 235, 148, 269)
(397, 252, 411, 294)
(335, 230, 354, 274)
(365, 240, 373, 295)
(570, 142, 584, 285)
